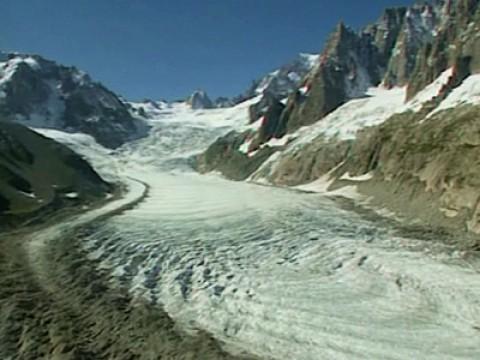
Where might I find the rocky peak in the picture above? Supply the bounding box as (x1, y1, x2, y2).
(365, 7, 407, 61)
(214, 97, 233, 108)
(187, 90, 214, 109)
(382, 2, 442, 87)
(406, 0, 480, 99)
(240, 52, 320, 101)
(242, 0, 480, 150)
(0, 52, 148, 148)
(276, 20, 384, 132)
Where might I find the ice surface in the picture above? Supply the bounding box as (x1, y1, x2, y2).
(34, 95, 480, 360)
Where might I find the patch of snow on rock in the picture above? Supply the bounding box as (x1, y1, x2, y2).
(405, 67, 453, 111)
(431, 73, 480, 114)
(290, 86, 407, 147)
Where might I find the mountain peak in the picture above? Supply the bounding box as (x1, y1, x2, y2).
(187, 90, 214, 109)
(0, 52, 148, 148)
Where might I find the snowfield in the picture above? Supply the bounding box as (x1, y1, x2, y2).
(34, 89, 480, 359)
(431, 73, 480, 114)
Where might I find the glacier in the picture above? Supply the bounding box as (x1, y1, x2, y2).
(34, 96, 480, 360)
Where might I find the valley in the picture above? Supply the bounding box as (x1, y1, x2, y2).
(2, 104, 477, 359)
(2, 0, 480, 358)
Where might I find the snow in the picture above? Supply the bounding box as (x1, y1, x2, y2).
(34, 128, 120, 181)
(19, 191, 37, 199)
(145, 96, 261, 131)
(253, 53, 319, 96)
(65, 192, 79, 199)
(264, 136, 291, 147)
(239, 138, 253, 154)
(0, 57, 66, 129)
(340, 172, 374, 182)
(431, 73, 480, 114)
(298, 85, 309, 96)
(294, 174, 335, 193)
(344, 55, 372, 98)
(23, 57, 40, 70)
(287, 72, 301, 82)
(129, 100, 169, 118)
(31, 97, 480, 360)
(288, 86, 407, 147)
(0, 59, 20, 86)
(299, 53, 320, 68)
(405, 67, 453, 112)
(239, 133, 293, 158)
(0, 56, 40, 87)
(271, 68, 475, 152)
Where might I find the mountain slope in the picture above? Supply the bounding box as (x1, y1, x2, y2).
(0, 119, 111, 228)
(0, 53, 149, 148)
(243, 53, 320, 100)
(197, 0, 480, 237)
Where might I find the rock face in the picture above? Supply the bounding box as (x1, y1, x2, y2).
(195, 130, 278, 181)
(265, 105, 480, 236)
(0, 119, 110, 226)
(407, 0, 480, 99)
(244, 53, 320, 100)
(198, 0, 480, 238)
(204, 0, 480, 156)
(0, 53, 148, 148)
(214, 96, 233, 108)
(187, 90, 214, 109)
(240, 1, 480, 148)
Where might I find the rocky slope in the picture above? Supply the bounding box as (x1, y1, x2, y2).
(242, 53, 320, 100)
(0, 52, 148, 148)
(197, 0, 480, 238)
(0, 119, 111, 229)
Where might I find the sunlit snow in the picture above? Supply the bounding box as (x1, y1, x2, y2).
(34, 96, 480, 360)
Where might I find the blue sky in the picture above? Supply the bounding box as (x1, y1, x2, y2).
(3, 0, 412, 101)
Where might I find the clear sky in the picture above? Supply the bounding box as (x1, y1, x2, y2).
(3, 0, 412, 101)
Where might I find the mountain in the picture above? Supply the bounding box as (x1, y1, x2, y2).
(129, 99, 170, 118)
(243, 53, 320, 100)
(0, 119, 111, 229)
(0, 52, 149, 148)
(197, 0, 480, 236)
(213, 96, 234, 108)
(128, 53, 319, 114)
(201, 0, 475, 153)
(187, 90, 214, 109)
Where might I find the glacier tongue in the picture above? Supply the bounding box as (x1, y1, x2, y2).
(35, 96, 480, 360)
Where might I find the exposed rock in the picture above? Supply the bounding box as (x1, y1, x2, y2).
(0, 53, 148, 148)
(214, 97, 233, 108)
(242, 53, 320, 100)
(195, 0, 480, 237)
(263, 104, 480, 236)
(195, 130, 277, 181)
(383, 3, 441, 87)
(236, 1, 480, 151)
(262, 137, 352, 186)
(0, 119, 111, 226)
(271, 22, 384, 135)
(187, 90, 214, 109)
(406, 0, 480, 99)
(365, 7, 407, 64)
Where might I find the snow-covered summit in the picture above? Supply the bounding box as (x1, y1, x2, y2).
(0, 52, 148, 148)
